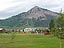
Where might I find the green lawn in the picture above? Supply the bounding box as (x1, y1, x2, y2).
(0, 33, 64, 48)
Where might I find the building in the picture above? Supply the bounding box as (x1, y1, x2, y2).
(0, 28, 5, 33)
(24, 28, 36, 32)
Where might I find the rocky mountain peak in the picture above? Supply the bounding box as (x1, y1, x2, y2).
(0, 6, 58, 27)
(27, 6, 42, 14)
(32, 6, 41, 9)
(26, 6, 57, 19)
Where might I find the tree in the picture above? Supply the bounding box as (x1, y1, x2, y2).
(56, 9, 64, 38)
(56, 9, 64, 31)
(56, 9, 64, 48)
(49, 19, 55, 32)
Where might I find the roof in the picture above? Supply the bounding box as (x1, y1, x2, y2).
(0, 28, 4, 30)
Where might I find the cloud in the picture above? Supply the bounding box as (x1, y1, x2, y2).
(0, 0, 64, 19)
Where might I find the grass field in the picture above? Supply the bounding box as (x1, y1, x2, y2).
(0, 33, 64, 48)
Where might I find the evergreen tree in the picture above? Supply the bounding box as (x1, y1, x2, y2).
(56, 9, 64, 39)
(56, 9, 64, 31)
(49, 19, 55, 32)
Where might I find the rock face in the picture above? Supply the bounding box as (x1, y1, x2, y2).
(0, 6, 58, 28)
(26, 6, 57, 19)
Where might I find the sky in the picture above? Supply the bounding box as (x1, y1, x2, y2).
(0, 0, 64, 19)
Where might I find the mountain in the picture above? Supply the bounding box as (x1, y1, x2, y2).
(0, 6, 58, 28)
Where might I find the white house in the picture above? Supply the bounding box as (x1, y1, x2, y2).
(24, 28, 36, 32)
(0, 28, 5, 33)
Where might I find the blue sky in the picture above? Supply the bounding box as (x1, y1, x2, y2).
(0, 0, 64, 19)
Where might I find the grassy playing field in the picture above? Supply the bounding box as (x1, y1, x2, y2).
(0, 33, 64, 48)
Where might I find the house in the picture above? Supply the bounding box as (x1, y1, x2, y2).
(44, 28, 50, 35)
(24, 28, 36, 32)
(0, 28, 5, 33)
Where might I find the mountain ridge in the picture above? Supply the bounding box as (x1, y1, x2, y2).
(0, 6, 58, 28)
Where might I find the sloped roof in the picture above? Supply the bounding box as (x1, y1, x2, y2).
(0, 28, 4, 30)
